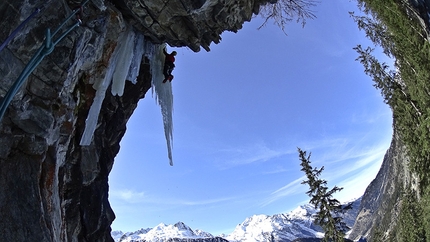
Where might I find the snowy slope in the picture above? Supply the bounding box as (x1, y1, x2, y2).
(226, 204, 324, 242)
(226, 198, 361, 242)
(112, 198, 360, 242)
(114, 222, 228, 242)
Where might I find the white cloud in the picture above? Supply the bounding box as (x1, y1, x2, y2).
(335, 161, 383, 203)
(260, 176, 305, 207)
(110, 189, 146, 204)
(218, 142, 294, 169)
(176, 196, 235, 206)
(322, 145, 388, 179)
(262, 167, 289, 175)
(111, 190, 236, 208)
(261, 134, 391, 206)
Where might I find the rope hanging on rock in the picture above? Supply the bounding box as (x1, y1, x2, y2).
(0, 1, 55, 54)
(0, 0, 91, 122)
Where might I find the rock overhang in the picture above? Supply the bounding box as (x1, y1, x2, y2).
(111, 0, 272, 51)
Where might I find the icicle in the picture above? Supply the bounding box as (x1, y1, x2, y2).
(79, 33, 122, 146)
(111, 27, 135, 96)
(80, 26, 148, 146)
(150, 44, 174, 166)
(126, 32, 145, 84)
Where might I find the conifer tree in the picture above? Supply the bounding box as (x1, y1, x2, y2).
(298, 148, 352, 242)
(258, 0, 318, 33)
(353, 45, 397, 106)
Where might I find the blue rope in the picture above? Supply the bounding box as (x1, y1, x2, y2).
(0, 6, 44, 53)
(0, 0, 90, 122)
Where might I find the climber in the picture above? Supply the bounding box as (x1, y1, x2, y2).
(162, 47, 177, 83)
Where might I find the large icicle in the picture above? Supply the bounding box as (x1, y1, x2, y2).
(111, 27, 135, 96)
(149, 44, 174, 166)
(80, 27, 147, 146)
(79, 51, 118, 145)
(126, 32, 145, 84)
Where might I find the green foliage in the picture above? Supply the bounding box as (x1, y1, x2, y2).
(371, 228, 384, 242)
(389, 186, 430, 241)
(353, 44, 398, 106)
(422, 186, 430, 242)
(258, 0, 318, 33)
(298, 148, 352, 242)
(352, 0, 430, 240)
(353, 0, 430, 191)
(397, 189, 426, 241)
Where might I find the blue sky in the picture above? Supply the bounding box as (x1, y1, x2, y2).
(109, 0, 393, 236)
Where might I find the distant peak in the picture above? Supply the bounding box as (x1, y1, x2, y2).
(174, 221, 191, 230)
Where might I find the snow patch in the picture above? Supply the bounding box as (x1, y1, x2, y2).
(115, 222, 213, 242)
(114, 199, 360, 242)
(226, 206, 322, 242)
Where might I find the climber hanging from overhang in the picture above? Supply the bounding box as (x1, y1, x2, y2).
(162, 47, 177, 83)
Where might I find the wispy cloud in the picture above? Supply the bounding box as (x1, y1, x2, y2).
(111, 188, 236, 208)
(335, 161, 383, 202)
(175, 196, 236, 206)
(260, 176, 305, 207)
(324, 146, 387, 179)
(218, 142, 294, 169)
(262, 167, 289, 175)
(351, 106, 392, 125)
(261, 134, 391, 206)
(110, 189, 146, 204)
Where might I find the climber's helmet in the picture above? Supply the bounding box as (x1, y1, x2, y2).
(172, 51, 177, 56)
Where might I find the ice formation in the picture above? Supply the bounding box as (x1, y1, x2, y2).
(149, 43, 174, 166)
(79, 47, 118, 146)
(80, 27, 145, 145)
(111, 27, 135, 96)
(80, 28, 174, 166)
(126, 32, 145, 84)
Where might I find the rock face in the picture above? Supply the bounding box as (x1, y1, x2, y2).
(0, 0, 271, 241)
(113, 0, 267, 51)
(347, 128, 418, 241)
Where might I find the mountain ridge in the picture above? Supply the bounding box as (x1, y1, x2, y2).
(113, 198, 361, 242)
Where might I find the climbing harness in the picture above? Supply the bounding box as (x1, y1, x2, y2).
(0, 1, 54, 54)
(0, 0, 91, 122)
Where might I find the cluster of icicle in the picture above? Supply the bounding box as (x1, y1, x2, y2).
(79, 26, 174, 166)
(150, 43, 174, 166)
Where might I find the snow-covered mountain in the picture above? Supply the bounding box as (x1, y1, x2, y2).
(112, 198, 361, 242)
(113, 222, 228, 242)
(226, 204, 324, 242)
(226, 198, 361, 242)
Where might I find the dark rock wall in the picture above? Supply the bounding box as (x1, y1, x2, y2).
(0, 0, 271, 241)
(113, 0, 268, 51)
(348, 126, 419, 241)
(0, 1, 152, 241)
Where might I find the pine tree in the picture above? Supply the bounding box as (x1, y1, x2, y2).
(258, 0, 318, 33)
(352, 0, 430, 190)
(298, 148, 352, 242)
(353, 44, 396, 106)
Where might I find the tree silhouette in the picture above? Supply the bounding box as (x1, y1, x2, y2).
(298, 148, 352, 242)
(258, 0, 319, 33)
